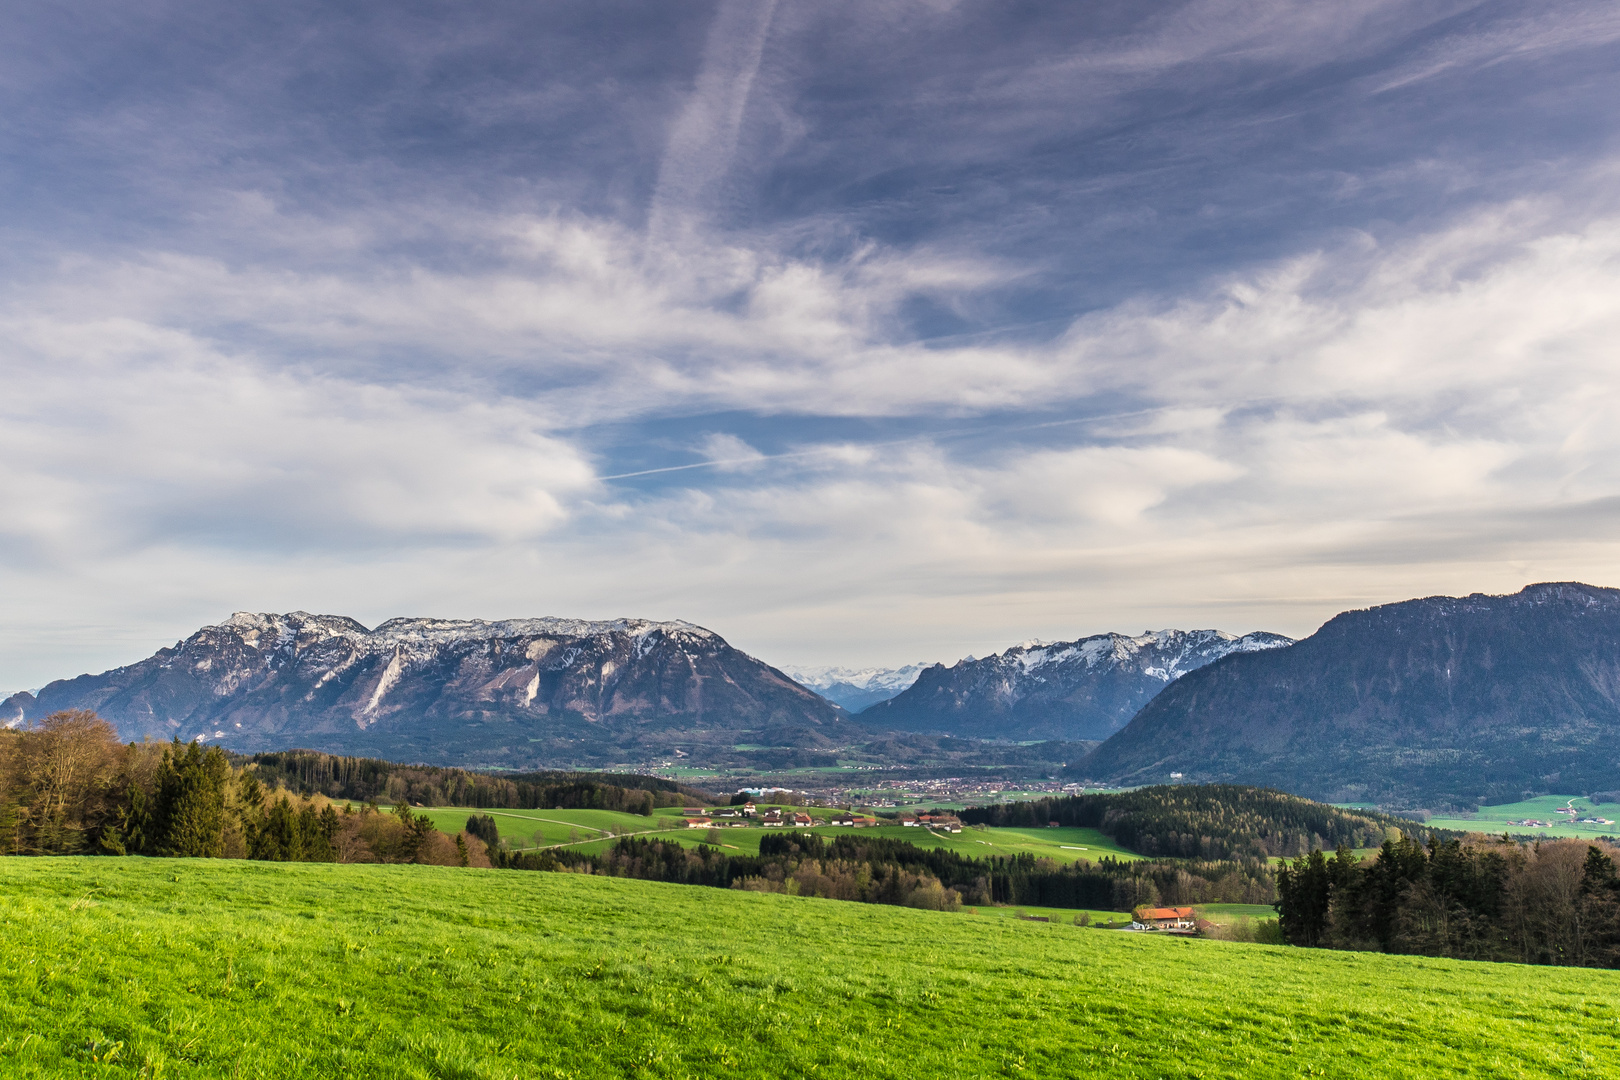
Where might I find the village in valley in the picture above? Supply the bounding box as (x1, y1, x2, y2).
(678, 802, 965, 833)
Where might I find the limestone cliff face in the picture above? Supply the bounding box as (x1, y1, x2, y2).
(4, 612, 850, 768)
(1079, 583, 1620, 806)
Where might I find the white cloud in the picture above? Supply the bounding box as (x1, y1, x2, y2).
(5, 189, 1620, 681)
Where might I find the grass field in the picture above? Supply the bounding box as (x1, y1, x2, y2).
(1419, 795, 1620, 840)
(965, 904, 1129, 925)
(4, 857, 1620, 1078)
(409, 807, 1145, 864)
(863, 824, 1144, 863)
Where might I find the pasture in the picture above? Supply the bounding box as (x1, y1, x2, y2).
(410, 806, 1146, 864)
(1421, 795, 1620, 840)
(4, 857, 1618, 1078)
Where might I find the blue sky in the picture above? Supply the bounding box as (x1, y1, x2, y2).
(4, 0, 1620, 685)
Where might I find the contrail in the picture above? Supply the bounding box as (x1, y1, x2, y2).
(596, 401, 1266, 483)
(647, 0, 779, 244)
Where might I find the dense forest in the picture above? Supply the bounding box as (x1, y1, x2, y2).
(1275, 835, 1620, 968)
(960, 784, 1412, 859)
(490, 828, 1277, 910)
(244, 750, 711, 812)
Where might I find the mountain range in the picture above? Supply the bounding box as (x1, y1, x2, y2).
(11, 583, 1620, 805)
(777, 663, 927, 712)
(860, 630, 1293, 741)
(1077, 583, 1620, 806)
(2, 612, 852, 768)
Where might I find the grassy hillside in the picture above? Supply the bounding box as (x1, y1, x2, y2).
(4, 858, 1618, 1078)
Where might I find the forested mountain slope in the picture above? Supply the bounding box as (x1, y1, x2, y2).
(1079, 583, 1620, 806)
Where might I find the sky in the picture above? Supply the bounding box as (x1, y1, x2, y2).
(3, 0, 1620, 687)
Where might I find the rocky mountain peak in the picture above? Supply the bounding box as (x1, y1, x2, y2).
(861, 626, 1293, 742)
(5, 611, 837, 769)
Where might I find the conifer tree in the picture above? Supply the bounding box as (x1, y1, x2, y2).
(300, 801, 335, 862)
(252, 795, 304, 861)
(153, 741, 229, 857)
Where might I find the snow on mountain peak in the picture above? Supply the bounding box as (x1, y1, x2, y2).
(779, 663, 928, 693)
(208, 612, 712, 652)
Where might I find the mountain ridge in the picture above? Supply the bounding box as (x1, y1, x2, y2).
(2, 611, 850, 768)
(1077, 582, 1620, 805)
(860, 628, 1293, 741)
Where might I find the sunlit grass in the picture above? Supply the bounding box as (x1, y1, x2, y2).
(4, 856, 1619, 1078)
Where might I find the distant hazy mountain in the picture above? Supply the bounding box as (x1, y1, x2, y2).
(2, 612, 851, 767)
(859, 629, 1292, 741)
(1079, 583, 1620, 806)
(779, 663, 928, 712)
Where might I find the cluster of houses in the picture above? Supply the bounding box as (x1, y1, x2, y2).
(674, 805, 967, 831)
(1507, 816, 1615, 828)
(680, 805, 818, 829)
(899, 813, 964, 832)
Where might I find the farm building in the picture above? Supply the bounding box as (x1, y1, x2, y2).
(685, 817, 713, 829)
(1135, 907, 1197, 931)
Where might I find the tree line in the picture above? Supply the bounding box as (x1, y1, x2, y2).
(1276, 834, 1620, 968)
(3, 711, 498, 866)
(243, 750, 710, 814)
(960, 784, 1411, 860)
(482, 827, 1277, 912)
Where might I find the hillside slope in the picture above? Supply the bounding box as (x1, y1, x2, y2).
(1, 612, 850, 768)
(862, 629, 1292, 740)
(1080, 583, 1620, 805)
(4, 858, 1615, 1078)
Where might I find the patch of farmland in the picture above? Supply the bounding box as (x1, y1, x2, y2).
(866, 824, 1145, 863)
(1421, 794, 1620, 840)
(413, 806, 669, 849)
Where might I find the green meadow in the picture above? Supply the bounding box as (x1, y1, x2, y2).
(410, 806, 1144, 864)
(5, 857, 1619, 1079)
(634, 823, 1140, 863)
(1196, 903, 1279, 924)
(852, 823, 1143, 863)
(1423, 795, 1620, 840)
(412, 806, 661, 850)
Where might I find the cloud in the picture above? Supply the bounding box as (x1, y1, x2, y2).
(650, 0, 780, 241)
(2, 0, 1619, 685)
(0, 314, 597, 562)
